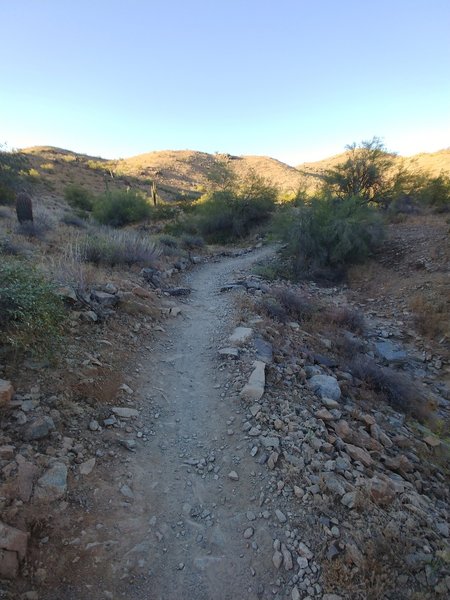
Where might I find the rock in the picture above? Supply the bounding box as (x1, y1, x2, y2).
(384, 454, 413, 474)
(341, 491, 357, 509)
(322, 595, 343, 600)
(164, 287, 191, 296)
(119, 439, 137, 452)
(243, 527, 254, 539)
(0, 379, 14, 407)
(308, 375, 341, 401)
(23, 416, 55, 441)
(424, 435, 441, 449)
(112, 406, 138, 418)
(120, 484, 134, 499)
(322, 473, 346, 496)
(119, 383, 134, 395)
(229, 327, 253, 345)
(0, 445, 15, 459)
(315, 408, 335, 421)
(292, 587, 301, 600)
(297, 542, 313, 559)
(34, 463, 68, 501)
(240, 361, 266, 402)
(89, 419, 100, 431)
(0, 549, 19, 579)
(218, 347, 240, 359)
(272, 550, 283, 569)
(267, 452, 279, 470)
(275, 509, 287, 523)
(260, 436, 280, 449)
(16, 456, 38, 502)
(249, 403, 262, 417)
(281, 544, 293, 570)
(344, 443, 373, 467)
(253, 337, 273, 363)
(368, 476, 396, 506)
(375, 341, 407, 364)
(334, 420, 352, 441)
(322, 397, 339, 409)
(79, 458, 96, 476)
(0, 522, 28, 560)
(228, 471, 239, 481)
(83, 310, 98, 322)
(91, 290, 118, 307)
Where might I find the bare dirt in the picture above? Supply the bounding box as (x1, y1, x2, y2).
(38, 247, 277, 600)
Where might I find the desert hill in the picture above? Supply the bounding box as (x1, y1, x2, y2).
(297, 148, 450, 179)
(21, 145, 450, 202)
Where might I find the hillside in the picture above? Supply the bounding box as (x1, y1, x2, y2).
(20, 145, 450, 204)
(297, 148, 450, 187)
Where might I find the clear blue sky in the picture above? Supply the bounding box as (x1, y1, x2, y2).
(1, 0, 449, 165)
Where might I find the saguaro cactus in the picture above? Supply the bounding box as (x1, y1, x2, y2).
(151, 181, 157, 206)
(15, 192, 33, 223)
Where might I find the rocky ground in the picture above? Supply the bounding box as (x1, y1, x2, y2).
(1, 216, 449, 599)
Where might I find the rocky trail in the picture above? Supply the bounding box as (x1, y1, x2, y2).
(2, 236, 449, 600)
(42, 247, 281, 600)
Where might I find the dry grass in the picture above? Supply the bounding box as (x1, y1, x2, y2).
(409, 290, 449, 340)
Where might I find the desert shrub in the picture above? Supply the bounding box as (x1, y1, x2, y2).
(15, 208, 55, 239)
(260, 297, 287, 322)
(64, 184, 95, 212)
(0, 259, 66, 355)
(180, 233, 205, 249)
(274, 287, 316, 321)
(73, 227, 160, 267)
(194, 173, 277, 242)
(0, 237, 23, 256)
(40, 162, 55, 172)
(416, 172, 450, 211)
(325, 305, 366, 334)
(92, 190, 151, 226)
(348, 356, 427, 419)
(158, 234, 179, 248)
(151, 203, 179, 220)
(277, 196, 385, 281)
(61, 212, 88, 228)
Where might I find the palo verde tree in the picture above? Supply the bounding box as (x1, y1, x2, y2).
(321, 137, 398, 205)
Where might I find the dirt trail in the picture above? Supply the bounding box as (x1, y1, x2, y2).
(49, 247, 276, 600)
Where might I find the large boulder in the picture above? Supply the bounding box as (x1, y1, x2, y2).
(308, 375, 341, 401)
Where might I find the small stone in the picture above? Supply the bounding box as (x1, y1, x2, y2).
(112, 407, 138, 418)
(267, 452, 279, 470)
(228, 471, 239, 481)
(0, 522, 28, 560)
(119, 439, 136, 452)
(244, 527, 254, 539)
(292, 586, 301, 600)
(34, 463, 67, 502)
(275, 509, 286, 523)
(315, 408, 334, 421)
(229, 327, 253, 345)
(79, 458, 96, 476)
(120, 484, 134, 499)
(246, 511, 256, 521)
(281, 544, 293, 570)
(23, 416, 55, 441)
(341, 491, 357, 509)
(272, 550, 283, 569)
(218, 347, 239, 359)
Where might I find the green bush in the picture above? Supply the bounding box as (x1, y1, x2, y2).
(194, 173, 277, 242)
(417, 172, 450, 210)
(0, 259, 66, 355)
(92, 190, 151, 226)
(277, 196, 385, 280)
(64, 184, 95, 212)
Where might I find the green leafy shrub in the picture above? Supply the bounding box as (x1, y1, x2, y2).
(0, 259, 66, 355)
(157, 234, 179, 248)
(416, 172, 450, 211)
(92, 190, 151, 226)
(72, 227, 160, 267)
(64, 184, 95, 212)
(277, 196, 385, 281)
(194, 173, 277, 242)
